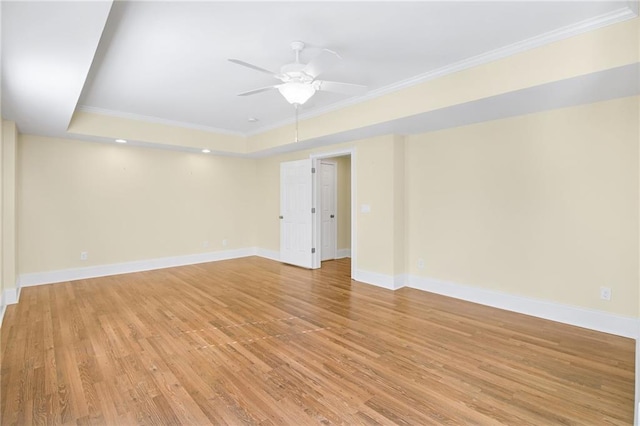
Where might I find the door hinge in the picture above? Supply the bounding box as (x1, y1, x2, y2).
(311, 167, 316, 173)
(311, 207, 316, 213)
(311, 248, 316, 254)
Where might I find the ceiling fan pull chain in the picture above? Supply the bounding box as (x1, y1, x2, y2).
(295, 104, 299, 143)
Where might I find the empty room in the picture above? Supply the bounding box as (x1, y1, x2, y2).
(1, 1, 639, 424)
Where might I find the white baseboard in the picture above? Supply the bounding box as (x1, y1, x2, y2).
(336, 249, 351, 259)
(255, 248, 280, 262)
(394, 274, 409, 289)
(3, 287, 19, 305)
(0, 286, 20, 328)
(354, 269, 406, 290)
(18, 248, 257, 287)
(636, 337, 640, 425)
(408, 275, 639, 339)
(13, 250, 639, 340)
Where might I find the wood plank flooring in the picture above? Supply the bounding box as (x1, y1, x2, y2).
(1, 257, 635, 425)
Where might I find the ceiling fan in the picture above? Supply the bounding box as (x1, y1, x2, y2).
(229, 41, 366, 106)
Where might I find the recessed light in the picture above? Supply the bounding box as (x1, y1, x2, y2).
(115, 139, 127, 144)
(202, 149, 211, 153)
(248, 117, 259, 122)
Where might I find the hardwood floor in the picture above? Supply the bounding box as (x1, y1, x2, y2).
(1, 257, 635, 425)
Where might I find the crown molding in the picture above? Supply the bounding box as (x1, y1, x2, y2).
(76, 105, 245, 137)
(247, 6, 638, 137)
(76, 6, 637, 145)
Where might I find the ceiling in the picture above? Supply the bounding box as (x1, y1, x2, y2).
(1, 1, 638, 149)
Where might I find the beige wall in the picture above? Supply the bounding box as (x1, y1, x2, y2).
(406, 96, 639, 317)
(353, 135, 398, 276)
(68, 111, 247, 154)
(18, 135, 256, 273)
(12, 96, 640, 320)
(2, 121, 18, 295)
(335, 155, 351, 251)
(393, 135, 405, 277)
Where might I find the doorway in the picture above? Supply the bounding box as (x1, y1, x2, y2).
(312, 151, 353, 273)
(320, 160, 337, 261)
(279, 149, 355, 277)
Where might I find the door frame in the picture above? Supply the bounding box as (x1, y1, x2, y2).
(310, 148, 356, 279)
(319, 159, 338, 262)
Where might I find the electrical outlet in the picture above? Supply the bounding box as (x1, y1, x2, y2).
(202, 241, 209, 248)
(600, 286, 611, 301)
(417, 258, 425, 269)
(222, 239, 228, 247)
(80, 251, 88, 261)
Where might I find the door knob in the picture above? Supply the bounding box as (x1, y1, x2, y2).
(279, 216, 283, 219)
(330, 214, 335, 218)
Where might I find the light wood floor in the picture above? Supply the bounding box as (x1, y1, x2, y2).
(1, 257, 635, 425)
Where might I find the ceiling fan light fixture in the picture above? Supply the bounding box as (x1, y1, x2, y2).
(278, 82, 316, 105)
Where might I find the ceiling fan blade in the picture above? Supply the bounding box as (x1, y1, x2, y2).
(237, 86, 277, 96)
(316, 80, 367, 95)
(303, 49, 341, 79)
(228, 59, 279, 77)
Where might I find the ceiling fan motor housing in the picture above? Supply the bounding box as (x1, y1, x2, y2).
(280, 63, 313, 83)
(290, 41, 305, 52)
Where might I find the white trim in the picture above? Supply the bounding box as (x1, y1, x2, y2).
(0, 286, 21, 326)
(310, 149, 356, 161)
(319, 159, 338, 262)
(0, 289, 5, 328)
(336, 249, 351, 259)
(255, 248, 280, 262)
(354, 269, 407, 290)
(18, 248, 256, 287)
(394, 274, 409, 289)
(636, 334, 640, 425)
(350, 149, 357, 280)
(3, 287, 19, 305)
(354, 269, 396, 290)
(247, 6, 637, 137)
(77, 106, 244, 137)
(408, 275, 638, 339)
(636, 319, 640, 425)
(311, 157, 321, 269)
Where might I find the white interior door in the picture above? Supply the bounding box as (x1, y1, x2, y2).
(280, 159, 313, 268)
(320, 161, 337, 261)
